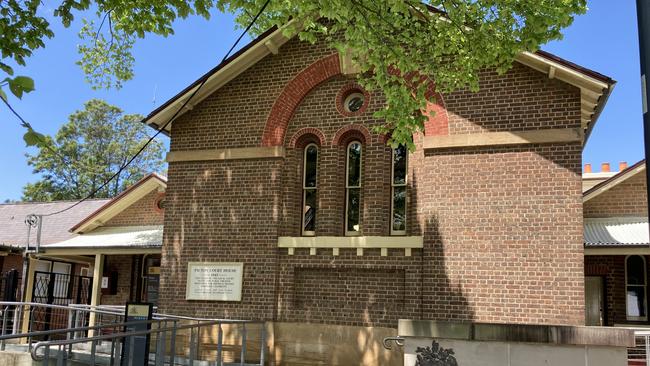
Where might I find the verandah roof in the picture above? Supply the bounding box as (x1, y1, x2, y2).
(584, 218, 649, 247)
(42, 225, 162, 253)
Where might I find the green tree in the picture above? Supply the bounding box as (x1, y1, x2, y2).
(22, 99, 165, 201)
(1, 0, 587, 147)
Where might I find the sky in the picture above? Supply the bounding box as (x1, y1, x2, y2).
(0, 1, 644, 201)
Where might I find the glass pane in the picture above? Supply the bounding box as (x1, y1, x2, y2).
(303, 189, 317, 232)
(347, 142, 362, 187)
(627, 256, 646, 285)
(392, 186, 406, 232)
(347, 188, 360, 232)
(304, 145, 318, 188)
(627, 286, 646, 317)
(393, 145, 407, 185)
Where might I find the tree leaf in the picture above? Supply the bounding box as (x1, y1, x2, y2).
(7, 79, 23, 99)
(23, 129, 45, 147)
(12, 76, 35, 93)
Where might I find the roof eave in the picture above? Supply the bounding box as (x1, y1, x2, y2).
(583, 160, 646, 202)
(141, 23, 292, 134)
(515, 51, 616, 146)
(69, 174, 167, 234)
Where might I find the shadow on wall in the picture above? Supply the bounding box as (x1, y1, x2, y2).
(159, 160, 281, 321)
(412, 167, 475, 324)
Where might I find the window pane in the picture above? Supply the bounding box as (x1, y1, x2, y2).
(393, 145, 407, 185)
(347, 142, 362, 187)
(627, 286, 647, 317)
(304, 145, 318, 188)
(303, 189, 317, 232)
(392, 186, 406, 232)
(627, 256, 646, 285)
(347, 188, 360, 232)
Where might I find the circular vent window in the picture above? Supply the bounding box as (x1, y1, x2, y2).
(336, 84, 369, 116)
(344, 92, 365, 113)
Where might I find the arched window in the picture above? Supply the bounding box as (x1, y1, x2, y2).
(626, 255, 647, 320)
(391, 145, 407, 235)
(302, 144, 318, 236)
(345, 141, 362, 235)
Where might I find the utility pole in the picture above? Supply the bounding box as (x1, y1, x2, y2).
(637, 0, 650, 221)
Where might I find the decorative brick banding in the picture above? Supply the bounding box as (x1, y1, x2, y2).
(423, 92, 449, 136)
(332, 123, 372, 146)
(288, 127, 327, 148)
(262, 53, 341, 146)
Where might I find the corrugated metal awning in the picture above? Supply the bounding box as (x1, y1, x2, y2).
(584, 218, 649, 247)
(43, 225, 162, 249)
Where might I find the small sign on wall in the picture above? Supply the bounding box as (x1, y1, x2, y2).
(185, 262, 243, 301)
(101, 276, 109, 289)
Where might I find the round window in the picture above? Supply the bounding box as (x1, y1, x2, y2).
(154, 194, 166, 213)
(344, 92, 365, 113)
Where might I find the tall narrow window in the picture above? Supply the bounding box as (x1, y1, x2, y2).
(391, 145, 407, 235)
(626, 255, 647, 320)
(346, 141, 362, 235)
(302, 144, 318, 236)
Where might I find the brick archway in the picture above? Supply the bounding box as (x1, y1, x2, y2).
(288, 127, 327, 148)
(332, 124, 372, 146)
(262, 53, 342, 146)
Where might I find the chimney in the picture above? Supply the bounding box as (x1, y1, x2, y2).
(619, 161, 628, 171)
(584, 163, 592, 173)
(601, 162, 611, 172)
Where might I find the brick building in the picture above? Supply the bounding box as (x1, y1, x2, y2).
(0, 174, 166, 323)
(584, 160, 650, 327)
(37, 173, 166, 308)
(142, 26, 615, 364)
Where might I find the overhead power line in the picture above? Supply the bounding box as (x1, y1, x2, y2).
(25, 0, 271, 217)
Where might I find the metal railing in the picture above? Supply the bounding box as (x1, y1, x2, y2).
(0, 301, 129, 349)
(630, 330, 650, 365)
(0, 301, 267, 365)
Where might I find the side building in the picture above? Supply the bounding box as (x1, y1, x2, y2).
(0, 174, 165, 318)
(584, 160, 650, 327)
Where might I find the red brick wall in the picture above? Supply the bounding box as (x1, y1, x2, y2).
(446, 63, 581, 134)
(159, 35, 584, 327)
(104, 190, 164, 227)
(416, 142, 584, 325)
(584, 172, 648, 218)
(1, 254, 23, 273)
(100, 255, 134, 306)
(161, 159, 282, 319)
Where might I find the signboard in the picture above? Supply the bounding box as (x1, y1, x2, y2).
(121, 302, 153, 366)
(185, 262, 243, 301)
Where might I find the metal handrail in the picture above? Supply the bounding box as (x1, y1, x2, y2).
(67, 303, 252, 322)
(30, 317, 267, 366)
(0, 319, 161, 341)
(0, 301, 267, 365)
(0, 301, 126, 317)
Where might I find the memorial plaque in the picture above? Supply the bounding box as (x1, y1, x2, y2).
(185, 262, 244, 301)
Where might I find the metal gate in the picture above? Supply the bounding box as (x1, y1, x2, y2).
(30, 271, 92, 337)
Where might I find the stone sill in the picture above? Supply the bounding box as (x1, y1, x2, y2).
(397, 319, 635, 348)
(277, 236, 422, 256)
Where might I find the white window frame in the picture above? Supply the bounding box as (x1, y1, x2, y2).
(626, 255, 648, 321)
(391, 145, 407, 235)
(302, 143, 318, 236)
(345, 141, 362, 236)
